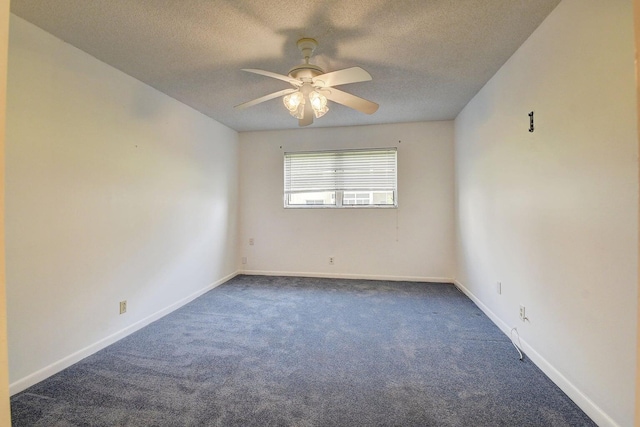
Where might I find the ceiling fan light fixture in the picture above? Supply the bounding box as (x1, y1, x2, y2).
(283, 92, 305, 118)
(283, 91, 303, 110)
(309, 91, 328, 118)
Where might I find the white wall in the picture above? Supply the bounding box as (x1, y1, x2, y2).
(239, 121, 455, 281)
(454, 1, 637, 426)
(5, 15, 239, 392)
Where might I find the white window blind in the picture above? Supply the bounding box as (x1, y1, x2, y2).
(284, 148, 397, 195)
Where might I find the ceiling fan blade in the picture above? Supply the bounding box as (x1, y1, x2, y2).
(313, 67, 372, 88)
(234, 88, 297, 110)
(322, 88, 379, 114)
(299, 100, 314, 127)
(242, 69, 301, 86)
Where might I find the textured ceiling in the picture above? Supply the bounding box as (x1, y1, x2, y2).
(10, 0, 560, 132)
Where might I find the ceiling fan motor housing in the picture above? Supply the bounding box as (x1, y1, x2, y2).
(288, 38, 324, 82)
(288, 63, 324, 81)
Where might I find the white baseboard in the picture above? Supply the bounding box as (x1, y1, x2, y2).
(10, 271, 239, 396)
(238, 269, 453, 284)
(453, 279, 619, 427)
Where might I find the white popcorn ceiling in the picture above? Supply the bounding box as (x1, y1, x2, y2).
(10, 0, 560, 132)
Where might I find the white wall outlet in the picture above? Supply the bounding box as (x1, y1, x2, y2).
(249, 238, 254, 246)
(329, 257, 334, 265)
(519, 305, 526, 321)
(241, 256, 247, 265)
(497, 281, 502, 295)
(120, 300, 127, 314)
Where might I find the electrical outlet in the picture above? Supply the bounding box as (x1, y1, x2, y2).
(497, 282, 502, 295)
(329, 257, 334, 265)
(519, 305, 526, 321)
(249, 238, 254, 246)
(120, 300, 127, 314)
(241, 256, 247, 265)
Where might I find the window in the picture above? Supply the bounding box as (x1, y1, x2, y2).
(284, 148, 397, 208)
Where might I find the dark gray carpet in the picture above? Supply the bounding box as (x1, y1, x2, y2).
(11, 275, 595, 426)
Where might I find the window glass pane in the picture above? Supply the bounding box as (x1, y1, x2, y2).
(343, 191, 394, 206)
(287, 191, 336, 206)
(372, 191, 395, 205)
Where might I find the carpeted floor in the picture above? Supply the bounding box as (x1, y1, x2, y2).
(11, 275, 595, 426)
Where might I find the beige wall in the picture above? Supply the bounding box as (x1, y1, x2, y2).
(636, 0, 640, 423)
(0, 0, 10, 425)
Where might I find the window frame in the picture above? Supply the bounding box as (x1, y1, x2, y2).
(283, 148, 398, 209)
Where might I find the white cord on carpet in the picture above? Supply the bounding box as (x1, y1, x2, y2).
(510, 327, 524, 361)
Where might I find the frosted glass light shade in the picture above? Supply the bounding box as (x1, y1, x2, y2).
(283, 91, 305, 119)
(309, 91, 328, 118)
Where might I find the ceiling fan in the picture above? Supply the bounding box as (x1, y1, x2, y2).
(235, 38, 379, 127)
